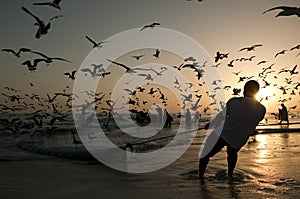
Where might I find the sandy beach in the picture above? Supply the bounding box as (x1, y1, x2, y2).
(1, 1, 300, 199)
(1, 127, 299, 199)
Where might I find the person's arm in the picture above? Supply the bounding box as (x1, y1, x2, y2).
(259, 105, 267, 122)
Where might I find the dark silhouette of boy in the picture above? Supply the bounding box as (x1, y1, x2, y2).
(199, 80, 266, 178)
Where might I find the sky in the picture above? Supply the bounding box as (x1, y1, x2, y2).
(0, 0, 299, 114)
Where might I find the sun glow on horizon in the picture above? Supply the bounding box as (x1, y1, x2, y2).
(255, 86, 278, 111)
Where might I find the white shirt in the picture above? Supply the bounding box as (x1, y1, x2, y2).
(212, 97, 266, 149)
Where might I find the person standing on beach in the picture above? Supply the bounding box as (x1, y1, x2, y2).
(199, 80, 266, 178)
(185, 108, 192, 128)
(279, 103, 289, 125)
(156, 105, 163, 125)
(164, 109, 173, 128)
(193, 110, 201, 125)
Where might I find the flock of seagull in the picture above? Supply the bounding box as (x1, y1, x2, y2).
(0, 1, 300, 145)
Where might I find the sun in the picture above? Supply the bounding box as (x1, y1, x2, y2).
(255, 86, 276, 102)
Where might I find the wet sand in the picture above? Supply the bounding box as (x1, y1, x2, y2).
(0, 130, 300, 199)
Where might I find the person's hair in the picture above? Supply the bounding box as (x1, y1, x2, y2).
(243, 80, 260, 97)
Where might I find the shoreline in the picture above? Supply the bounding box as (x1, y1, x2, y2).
(0, 128, 300, 199)
(7, 126, 300, 162)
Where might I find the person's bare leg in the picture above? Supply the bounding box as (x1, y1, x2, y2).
(199, 138, 226, 178)
(227, 146, 238, 177)
(199, 156, 210, 178)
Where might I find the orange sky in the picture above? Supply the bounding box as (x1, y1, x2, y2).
(0, 0, 299, 115)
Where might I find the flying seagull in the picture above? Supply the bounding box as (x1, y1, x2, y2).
(214, 51, 229, 63)
(257, 60, 267, 65)
(106, 59, 132, 73)
(2, 48, 31, 58)
(33, 0, 63, 10)
(140, 22, 160, 31)
(85, 35, 109, 48)
(239, 44, 263, 52)
(227, 59, 234, 67)
(81, 64, 109, 78)
(131, 54, 144, 60)
(289, 65, 298, 75)
(263, 6, 300, 17)
(49, 14, 66, 21)
(275, 50, 288, 58)
(22, 59, 45, 72)
(153, 49, 160, 59)
(64, 70, 77, 80)
(22, 6, 51, 39)
(31, 51, 72, 65)
(290, 44, 300, 51)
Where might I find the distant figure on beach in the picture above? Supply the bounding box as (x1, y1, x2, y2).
(279, 104, 289, 125)
(193, 110, 201, 125)
(164, 109, 173, 128)
(199, 80, 266, 178)
(185, 109, 192, 128)
(155, 105, 163, 125)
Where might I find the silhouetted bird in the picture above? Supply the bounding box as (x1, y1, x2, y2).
(239, 44, 263, 52)
(107, 59, 132, 73)
(64, 70, 76, 80)
(85, 35, 109, 48)
(263, 6, 300, 17)
(233, 71, 241, 76)
(232, 88, 241, 96)
(173, 63, 184, 71)
(290, 44, 300, 51)
(224, 85, 231, 90)
(214, 51, 229, 62)
(140, 22, 160, 31)
(81, 64, 106, 78)
(184, 56, 196, 62)
(174, 77, 180, 85)
(131, 54, 144, 60)
(2, 48, 31, 58)
(136, 86, 145, 92)
(31, 51, 72, 65)
(22, 6, 51, 39)
(148, 88, 157, 95)
(33, 0, 63, 10)
(275, 50, 288, 58)
(228, 60, 234, 67)
(257, 60, 267, 65)
(22, 59, 45, 72)
(49, 14, 66, 21)
(123, 89, 137, 96)
(289, 65, 298, 75)
(153, 49, 160, 59)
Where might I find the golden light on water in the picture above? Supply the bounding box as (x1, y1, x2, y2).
(256, 135, 269, 164)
